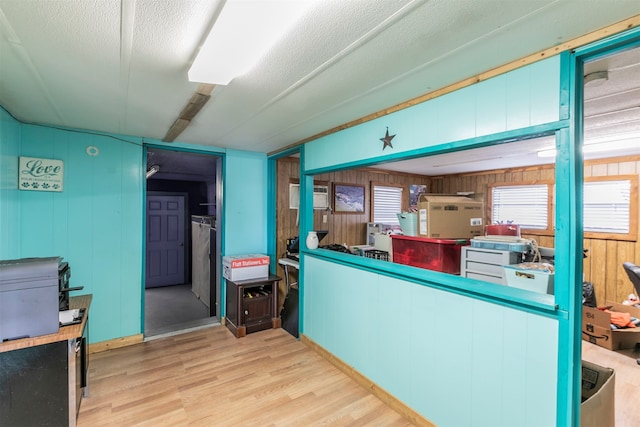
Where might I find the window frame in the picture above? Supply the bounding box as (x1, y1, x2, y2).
(488, 180, 555, 237)
(583, 175, 638, 241)
(489, 175, 638, 241)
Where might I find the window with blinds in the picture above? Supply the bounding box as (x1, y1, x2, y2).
(372, 185, 403, 224)
(584, 179, 630, 233)
(491, 177, 636, 239)
(491, 184, 549, 229)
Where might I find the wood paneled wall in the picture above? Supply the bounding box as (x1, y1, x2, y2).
(583, 156, 640, 305)
(275, 155, 640, 307)
(274, 157, 430, 306)
(434, 155, 640, 306)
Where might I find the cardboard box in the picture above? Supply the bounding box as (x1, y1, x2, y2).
(417, 194, 483, 239)
(582, 301, 640, 351)
(223, 254, 269, 282)
(581, 360, 615, 427)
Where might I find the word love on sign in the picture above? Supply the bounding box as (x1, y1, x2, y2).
(19, 157, 64, 192)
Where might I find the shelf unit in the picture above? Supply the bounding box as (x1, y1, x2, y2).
(460, 246, 522, 285)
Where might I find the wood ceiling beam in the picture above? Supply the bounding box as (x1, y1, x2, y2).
(162, 83, 215, 142)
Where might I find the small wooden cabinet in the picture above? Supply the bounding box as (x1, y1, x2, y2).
(225, 275, 281, 338)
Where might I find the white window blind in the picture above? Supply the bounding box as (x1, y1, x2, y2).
(492, 185, 549, 229)
(373, 185, 403, 224)
(584, 180, 630, 233)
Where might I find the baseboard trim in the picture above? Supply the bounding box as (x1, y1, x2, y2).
(300, 334, 436, 427)
(88, 334, 143, 354)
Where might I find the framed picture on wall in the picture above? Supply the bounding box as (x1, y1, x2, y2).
(333, 183, 365, 213)
(410, 184, 427, 208)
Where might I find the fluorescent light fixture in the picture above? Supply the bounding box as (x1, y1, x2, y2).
(189, 0, 316, 85)
(537, 148, 556, 158)
(537, 133, 640, 158)
(432, 156, 504, 167)
(583, 137, 639, 154)
(584, 70, 608, 87)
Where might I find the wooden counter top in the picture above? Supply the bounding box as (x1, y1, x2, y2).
(0, 294, 92, 353)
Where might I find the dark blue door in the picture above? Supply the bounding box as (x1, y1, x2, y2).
(146, 195, 185, 288)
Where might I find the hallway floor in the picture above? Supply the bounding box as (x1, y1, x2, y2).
(144, 284, 217, 337)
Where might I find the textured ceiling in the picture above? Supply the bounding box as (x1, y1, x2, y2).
(382, 44, 640, 175)
(1, 1, 639, 175)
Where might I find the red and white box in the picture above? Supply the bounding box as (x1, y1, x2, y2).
(222, 254, 270, 281)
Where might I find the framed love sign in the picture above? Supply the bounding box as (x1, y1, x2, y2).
(19, 157, 64, 192)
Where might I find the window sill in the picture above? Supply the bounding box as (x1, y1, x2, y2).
(302, 248, 559, 316)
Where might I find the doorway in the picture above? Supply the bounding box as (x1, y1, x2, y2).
(578, 40, 640, 425)
(144, 147, 222, 337)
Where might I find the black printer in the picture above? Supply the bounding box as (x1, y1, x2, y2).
(58, 261, 83, 310)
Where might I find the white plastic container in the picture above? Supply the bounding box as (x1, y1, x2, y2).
(504, 264, 554, 294)
(397, 212, 418, 236)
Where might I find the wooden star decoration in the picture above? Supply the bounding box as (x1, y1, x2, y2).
(380, 127, 395, 150)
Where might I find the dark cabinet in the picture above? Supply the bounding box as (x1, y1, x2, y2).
(225, 275, 281, 337)
(0, 341, 68, 426)
(280, 286, 299, 338)
(0, 295, 91, 427)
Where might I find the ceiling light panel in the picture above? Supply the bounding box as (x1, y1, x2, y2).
(189, 0, 317, 85)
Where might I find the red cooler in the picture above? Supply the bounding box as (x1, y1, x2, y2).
(485, 224, 520, 236)
(391, 235, 469, 274)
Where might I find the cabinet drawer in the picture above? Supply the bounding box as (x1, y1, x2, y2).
(465, 271, 506, 285)
(464, 260, 505, 276)
(464, 248, 514, 264)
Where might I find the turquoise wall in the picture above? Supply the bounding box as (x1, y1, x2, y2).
(0, 108, 21, 259)
(223, 149, 268, 255)
(304, 258, 558, 426)
(13, 123, 144, 342)
(300, 56, 564, 426)
(0, 114, 269, 343)
(305, 57, 560, 171)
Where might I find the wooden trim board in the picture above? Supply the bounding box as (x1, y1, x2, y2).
(88, 334, 143, 354)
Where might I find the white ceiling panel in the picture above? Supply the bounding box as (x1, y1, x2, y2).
(0, 0, 639, 174)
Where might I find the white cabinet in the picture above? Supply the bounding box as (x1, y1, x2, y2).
(192, 215, 216, 308)
(460, 246, 521, 285)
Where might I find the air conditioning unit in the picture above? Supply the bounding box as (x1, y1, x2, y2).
(289, 184, 330, 209)
(312, 185, 329, 209)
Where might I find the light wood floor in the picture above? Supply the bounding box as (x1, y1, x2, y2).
(581, 340, 640, 427)
(78, 325, 640, 427)
(78, 326, 414, 426)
